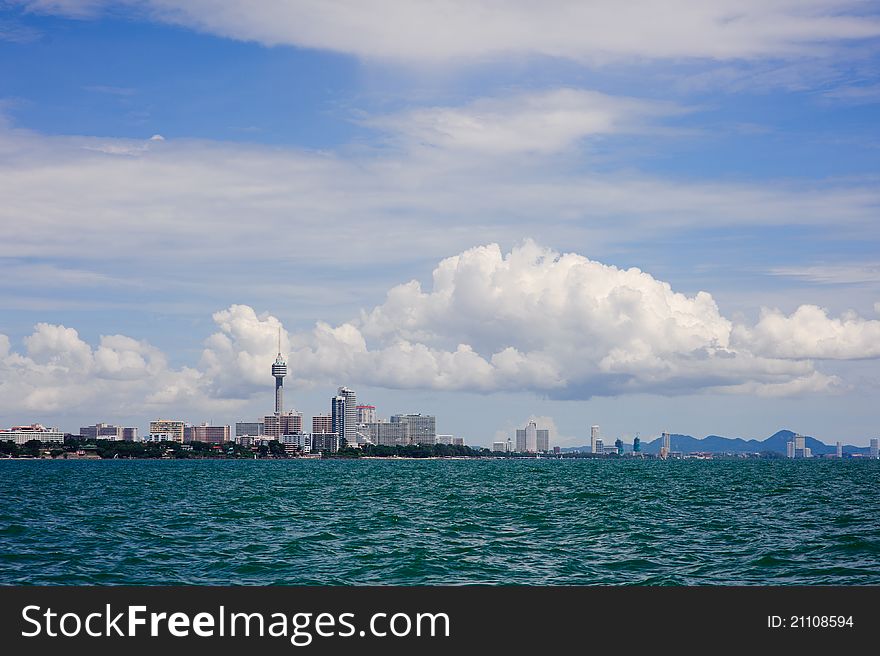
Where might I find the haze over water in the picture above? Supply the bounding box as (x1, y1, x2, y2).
(1, 459, 878, 585)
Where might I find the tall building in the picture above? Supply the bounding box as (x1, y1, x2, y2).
(633, 436, 641, 453)
(331, 395, 347, 447)
(594, 438, 604, 454)
(0, 424, 64, 445)
(615, 438, 624, 456)
(337, 387, 358, 448)
(236, 421, 264, 437)
(356, 405, 376, 425)
(836, 441, 843, 459)
(312, 432, 338, 453)
(870, 438, 879, 459)
(786, 439, 795, 458)
(80, 422, 124, 440)
(516, 421, 552, 452)
(660, 431, 671, 459)
(312, 413, 332, 435)
(122, 427, 138, 442)
(537, 428, 549, 452)
(271, 328, 287, 416)
(264, 412, 302, 439)
(591, 425, 600, 454)
(391, 414, 436, 446)
(366, 414, 437, 446)
(185, 424, 231, 444)
(149, 420, 185, 443)
(368, 421, 407, 446)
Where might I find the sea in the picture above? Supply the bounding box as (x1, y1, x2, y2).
(0, 458, 878, 585)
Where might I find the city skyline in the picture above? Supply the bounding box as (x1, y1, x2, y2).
(1, 3, 880, 446)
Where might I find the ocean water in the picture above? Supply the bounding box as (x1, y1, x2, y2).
(0, 458, 878, 585)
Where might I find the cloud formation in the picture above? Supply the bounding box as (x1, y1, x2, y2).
(6, 241, 880, 420)
(365, 89, 686, 155)
(19, 1, 879, 63)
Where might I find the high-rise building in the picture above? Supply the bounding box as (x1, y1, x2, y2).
(660, 431, 671, 460)
(594, 438, 604, 454)
(149, 420, 185, 443)
(356, 405, 376, 425)
(331, 395, 347, 447)
(312, 432, 338, 453)
(80, 423, 125, 440)
(122, 427, 138, 442)
(264, 412, 302, 439)
(870, 438, 879, 459)
(185, 424, 231, 444)
(0, 424, 64, 445)
(236, 421, 264, 437)
(312, 413, 332, 435)
(615, 438, 624, 456)
(366, 414, 437, 446)
(787, 439, 795, 458)
(391, 414, 436, 446)
(271, 328, 287, 416)
(591, 425, 600, 454)
(537, 428, 549, 452)
(633, 436, 641, 453)
(367, 421, 407, 446)
(337, 387, 358, 448)
(836, 441, 843, 458)
(516, 421, 541, 453)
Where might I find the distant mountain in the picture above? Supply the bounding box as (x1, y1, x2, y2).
(560, 429, 871, 455)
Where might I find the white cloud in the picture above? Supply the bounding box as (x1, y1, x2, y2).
(13, 1, 880, 64)
(4, 242, 880, 421)
(199, 242, 867, 399)
(1, 116, 877, 276)
(733, 304, 880, 359)
(365, 88, 686, 155)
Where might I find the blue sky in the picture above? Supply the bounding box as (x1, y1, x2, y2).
(1, 1, 879, 446)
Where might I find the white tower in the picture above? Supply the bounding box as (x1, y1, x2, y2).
(591, 425, 600, 454)
(271, 327, 287, 415)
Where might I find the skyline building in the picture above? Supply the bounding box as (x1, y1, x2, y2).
(264, 411, 302, 439)
(331, 395, 347, 448)
(79, 422, 139, 441)
(148, 420, 185, 443)
(312, 413, 332, 435)
(356, 405, 377, 425)
(235, 421, 264, 437)
(337, 387, 358, 448)
(837, 441, 843, 458)
(591, 425, 600, 454)
(391, 414, 436, 446)
(660, 431, 671, 459)
(633, 435, 641, 453)
(271, 328, 287, 416)
(0, 424, 64, 445)
(184, 424, 231, 444)
(515, 421, 549, 453)
(870, 438, 879, 459)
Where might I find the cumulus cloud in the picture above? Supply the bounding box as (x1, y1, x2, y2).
(19, 1, 879, 63)
(198, 242, 871, 399)
(4, 242, 879, 421)
(0, 323, 222, 417)
(733, 305, 880, 359)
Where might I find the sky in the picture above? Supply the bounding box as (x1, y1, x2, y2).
(1, 0, 879, 447)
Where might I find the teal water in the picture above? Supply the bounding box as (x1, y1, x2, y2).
(0, 459, 878, 585)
